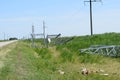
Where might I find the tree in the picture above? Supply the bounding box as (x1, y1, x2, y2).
(9, 37, 18, 40)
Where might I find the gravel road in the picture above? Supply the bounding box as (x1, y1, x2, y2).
(0, 40, 17, 48)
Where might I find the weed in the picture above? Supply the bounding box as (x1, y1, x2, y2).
(34, 48, 52, 59)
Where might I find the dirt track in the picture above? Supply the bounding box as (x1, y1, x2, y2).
(0, 40, 17, 69)
(0, 40, 17, 48)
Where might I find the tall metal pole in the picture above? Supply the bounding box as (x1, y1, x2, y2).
(32, 25, 34, 36)
(90, 0, 93, 36)
(43, 21, 46, 46)
(4, 33, 5, 40)
(32, 25, 35, 47)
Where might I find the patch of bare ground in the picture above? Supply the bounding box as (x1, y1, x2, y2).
(15, 50, 28, 79)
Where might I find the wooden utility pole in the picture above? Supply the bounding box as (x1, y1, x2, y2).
(90, 0, 93, 36)
(84, 0, 102, 36)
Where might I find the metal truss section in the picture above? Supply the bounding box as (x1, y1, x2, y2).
(35, 34, 44, 36)
(46, 34, 61, 44)
(47, 34, 61, 39)
(80, 45, 120, 57)
(31, 33, 43, 38)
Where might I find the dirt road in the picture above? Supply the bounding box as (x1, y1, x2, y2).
(0, 40, 17, 69)
(0, 40, 17, 48)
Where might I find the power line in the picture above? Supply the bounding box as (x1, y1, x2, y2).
(84, 0, 102, 36)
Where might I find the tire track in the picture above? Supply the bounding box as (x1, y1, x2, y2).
(15, 47, 29, 79)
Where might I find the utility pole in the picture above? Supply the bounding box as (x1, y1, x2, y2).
(84, 0, 102, 36)
(4, 33, 5, 41)
(90, 0, 93, 36)
(32, 25, 35, 47)
(43, 21, 46, 47)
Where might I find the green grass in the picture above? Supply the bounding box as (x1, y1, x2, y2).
(34, 48, 52, 59)
(0, 33, 120, 80)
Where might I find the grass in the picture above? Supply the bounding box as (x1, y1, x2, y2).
(0, 33, 120, 80)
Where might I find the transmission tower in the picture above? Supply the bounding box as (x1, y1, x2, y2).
(84, 0, 102, 36)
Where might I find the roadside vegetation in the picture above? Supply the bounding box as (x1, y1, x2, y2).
(0, 33, 120, 80)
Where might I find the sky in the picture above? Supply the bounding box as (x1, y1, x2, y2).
(0, 0, 120, 40)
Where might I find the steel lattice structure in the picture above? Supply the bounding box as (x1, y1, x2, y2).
(80, 45, 120, 57)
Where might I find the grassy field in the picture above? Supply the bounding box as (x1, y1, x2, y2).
(0, 33, 120, 80)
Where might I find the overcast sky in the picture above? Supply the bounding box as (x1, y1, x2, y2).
(0, 0, 120, 40)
